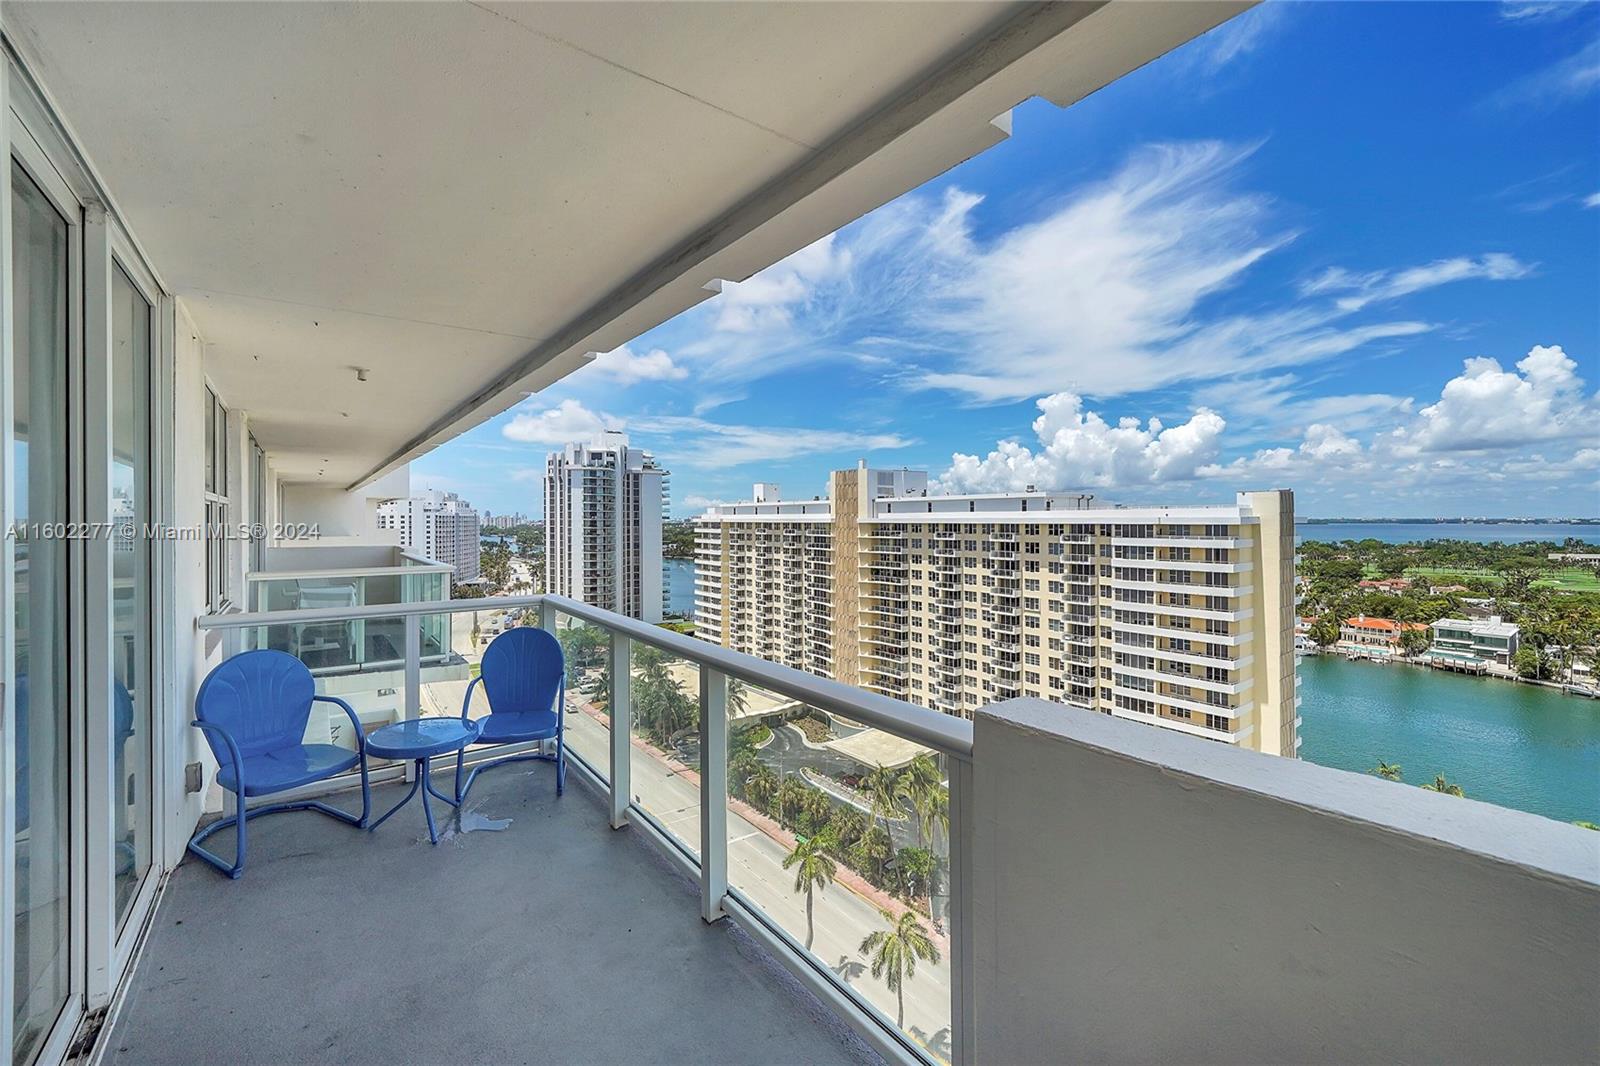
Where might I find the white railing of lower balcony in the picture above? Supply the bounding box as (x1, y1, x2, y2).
(198, 592, 970, 1065)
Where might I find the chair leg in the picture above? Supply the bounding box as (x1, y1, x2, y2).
(556, 732, 566, 797)
(188, 789, 369, 880)
(356, 750, 372, 828)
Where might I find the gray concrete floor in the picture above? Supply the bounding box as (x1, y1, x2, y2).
(104, 764, 880, 1065)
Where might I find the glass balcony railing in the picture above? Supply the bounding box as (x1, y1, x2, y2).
(198, 592, 972, 1064)
(243, 547, 454, 675)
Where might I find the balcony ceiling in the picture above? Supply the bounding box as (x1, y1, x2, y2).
(2, 1, 1245, 485)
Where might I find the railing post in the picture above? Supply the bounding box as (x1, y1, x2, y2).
(403, 612, 420, 718)
(538, 597, 556, 635)
(608, 631, 631, 830)
(699, 667, 728, 923)
(948, 755, 976, 1065)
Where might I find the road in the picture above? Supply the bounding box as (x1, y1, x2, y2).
(563, 707, 952, 1056)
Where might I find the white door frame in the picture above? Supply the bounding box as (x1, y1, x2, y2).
(3, 36, 176, 1060)
(6, 86, 89, 1066)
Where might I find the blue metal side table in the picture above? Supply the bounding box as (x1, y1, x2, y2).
(365, 718, 482, 844)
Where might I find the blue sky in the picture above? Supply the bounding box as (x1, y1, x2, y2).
(418, 1, 1600, 520)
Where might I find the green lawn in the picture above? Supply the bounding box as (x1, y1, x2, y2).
(1400, 565, 1600, 593)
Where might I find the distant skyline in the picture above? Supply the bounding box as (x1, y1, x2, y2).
(418, 2, 1600, 520)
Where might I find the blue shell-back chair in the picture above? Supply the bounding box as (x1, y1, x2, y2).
(458, 627, 566, 802)
(188, 650, 371, 879)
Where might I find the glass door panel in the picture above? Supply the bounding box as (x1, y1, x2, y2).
(10, 159, 72, 1066)
(109, 264, 151, 927)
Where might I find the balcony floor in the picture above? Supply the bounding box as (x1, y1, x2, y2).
(105, 764, 879, 1065)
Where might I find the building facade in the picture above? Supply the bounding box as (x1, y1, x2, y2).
(695, 465, 1300, 755)
(1338, 615, 1428, 656)
(1430, 616, 1520, 664)
(376, 489, 482, 581)
(544, 432, 667, 622)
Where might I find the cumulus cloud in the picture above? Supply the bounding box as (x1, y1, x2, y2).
(935, 345, 1598, 513)
(502, 398, 619, 445)
(937, 393, 1226, 492)
(588, 344, 687, 385)
(1300, 253, 1533, 312)
(1202, 344, 1600, 496)
(1401, 344, 1596, 452)
(1586, 192, 1600, 208)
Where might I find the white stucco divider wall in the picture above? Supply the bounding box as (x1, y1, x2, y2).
(972, 697, 1600, 1064)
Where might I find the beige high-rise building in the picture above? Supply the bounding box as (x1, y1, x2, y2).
(694, 464, 1299, 755)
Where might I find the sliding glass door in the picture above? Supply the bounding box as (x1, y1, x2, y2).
(9, 156, 73, 1066)
(4, 55, 169, 1065)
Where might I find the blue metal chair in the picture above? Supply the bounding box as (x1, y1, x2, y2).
(457, 627, 566, 801)
(187, 650, 371, 879)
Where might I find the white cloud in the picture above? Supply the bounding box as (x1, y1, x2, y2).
(937, 393, 1226, 492)
(681, 493, 733, 510)
(933, 346, 1598, 516)
(1402, 344, 1596, 452)
(502, 398, 619, 445)
(1498, 1, 1586, 21)
(588, 344, 687, 385)
(709, 234, 852, 334)
(1300, 253, 1533, 312)
(1180, 4, 1289, 75)
(630, 413, 913, 469)
(653, 139, 1533, 406)
(1585, 192, 1600, 208)
(1487, 37, 1600, 109)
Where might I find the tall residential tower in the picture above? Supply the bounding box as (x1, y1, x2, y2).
(695, 465, 1299, 755)
(376, 489, 482, 581)
(544, 432, 668, 622)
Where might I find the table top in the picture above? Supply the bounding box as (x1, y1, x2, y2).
(365, 717, 481, 760)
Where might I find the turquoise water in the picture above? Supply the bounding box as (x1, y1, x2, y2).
(665, 557, 695, 616)
(1297, 520, 1599, 544)
(1298, 655, 1600, 824)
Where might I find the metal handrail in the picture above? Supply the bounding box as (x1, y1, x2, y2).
(198, 592, 973, 759)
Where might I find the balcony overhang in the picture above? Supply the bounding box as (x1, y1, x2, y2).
(1, 1, 1247, 486)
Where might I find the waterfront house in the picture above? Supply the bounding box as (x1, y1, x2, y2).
(1358, 577, 1413, 594)
(1429, 617, 1521, 665)
(1338, 615, 1429, 656)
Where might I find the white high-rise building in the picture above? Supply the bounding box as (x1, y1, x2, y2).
(544, 431, 667, 621)
(377, 489, 482, 581)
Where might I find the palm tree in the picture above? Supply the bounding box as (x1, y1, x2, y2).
(1420, 773, 1465, 797)
(744, 764, 779, 812)
(859, 908, 941, 1030)
(896, 754, 945, 849)
(782, 833, 838, 951)
(861, 763, 901, 831)
(1369, 761, 1403, 782)
(587, 663, 612, 715)
(727, 678, 751, 718)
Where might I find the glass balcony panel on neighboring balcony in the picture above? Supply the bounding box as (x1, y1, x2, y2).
(723, 682, 954, 1061)
(244, 551, 452, 676)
